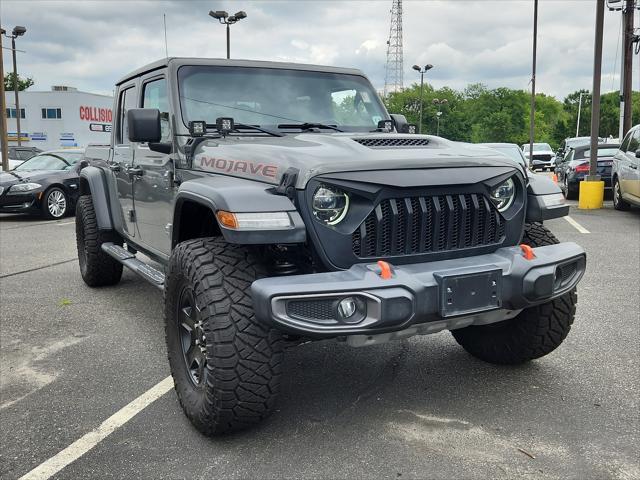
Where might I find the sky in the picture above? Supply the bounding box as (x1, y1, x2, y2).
(1, 0, 638, 100)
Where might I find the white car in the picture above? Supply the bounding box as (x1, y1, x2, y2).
(522, 143, 555, 171)
(0, 146, 43, 171)
(612, 124, 640, 210)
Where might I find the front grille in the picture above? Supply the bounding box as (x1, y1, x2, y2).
(352, 193, 505, 258)
(353, 137, 430, 148)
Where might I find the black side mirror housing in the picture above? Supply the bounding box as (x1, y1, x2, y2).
(127, 108, 161, 143)
(635, 149, 640, 158)
(389, 114, 408, 133)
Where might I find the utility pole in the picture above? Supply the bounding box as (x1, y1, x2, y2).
(528, 0, 538, 163)
(383, 0, 404, 96)
(621, 0, 634, 137)
(0, 28, 9, 171)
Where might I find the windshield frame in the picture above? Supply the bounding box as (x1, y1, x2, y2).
(176, 65, 390, 133)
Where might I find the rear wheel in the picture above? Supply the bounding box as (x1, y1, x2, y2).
(613, 177, 630, 211)
(451, 223, 577, 365)
(164, 238, 284, 435)
(75, 195, 123, 287)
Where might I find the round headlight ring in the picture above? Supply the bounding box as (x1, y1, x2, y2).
(312, 185, 349, 225)
(490, 177, 516, 212)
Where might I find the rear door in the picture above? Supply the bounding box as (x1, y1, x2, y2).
(131, 74, 175, 256)
(110, 83, 138, 238)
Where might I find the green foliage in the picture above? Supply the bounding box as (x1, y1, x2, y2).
(383, 83, 640, 149)
(4, 72, 34, 91)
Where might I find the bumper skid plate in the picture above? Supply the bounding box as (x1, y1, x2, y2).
(251, 242, 586, 337)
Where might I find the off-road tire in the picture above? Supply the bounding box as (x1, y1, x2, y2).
(613, 177, 630, 211)
(164, 238, 284, 435)
(451, 222, 576, 365)
(75, 195, 123, 287)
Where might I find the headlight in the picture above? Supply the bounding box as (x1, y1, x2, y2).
(8, 182, 42, 193)
(312, 185, 349, 225)
(489, 178, 516, 212)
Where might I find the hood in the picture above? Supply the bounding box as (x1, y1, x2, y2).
(0, 169, 65, 186)
(190, 133, 519, 189)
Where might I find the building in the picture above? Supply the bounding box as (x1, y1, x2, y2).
(4, 86, 113, 151)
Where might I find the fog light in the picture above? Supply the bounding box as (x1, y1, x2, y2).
(338, 297, 357, 319)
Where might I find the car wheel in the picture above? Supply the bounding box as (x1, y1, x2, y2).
(613, 177, 630, 211)
(42, 187, 68, 219)
(451, 223, 576, 365)
(164, 237, 284, 435)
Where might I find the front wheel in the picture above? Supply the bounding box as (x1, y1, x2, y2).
(451, 223, 577, 365)
(164, 238, 284, 435)
(42, 187, 68, 219)
(613, 177, 630, 211)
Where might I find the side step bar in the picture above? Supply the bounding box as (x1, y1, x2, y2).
(101, 242, 165, 290)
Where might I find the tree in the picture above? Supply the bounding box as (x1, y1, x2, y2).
(4, 72, 34, 91)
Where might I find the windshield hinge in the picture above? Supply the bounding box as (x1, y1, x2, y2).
(275, 167, 299, 200)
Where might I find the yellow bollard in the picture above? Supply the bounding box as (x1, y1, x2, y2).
(578, 180, 604, 209)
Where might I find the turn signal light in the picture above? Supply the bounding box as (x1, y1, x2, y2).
(216, 211, 239, 229)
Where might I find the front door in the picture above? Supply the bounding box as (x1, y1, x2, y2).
(620, 128, 640, 201)
(110, 85, 138, 238)
(131, 76, 175, 256)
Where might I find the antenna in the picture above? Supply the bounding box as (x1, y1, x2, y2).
(383, 0, 404, 97)
(163, 13, 169, 58)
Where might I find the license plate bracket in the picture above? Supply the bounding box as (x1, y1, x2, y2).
(434, 269, 502, 318)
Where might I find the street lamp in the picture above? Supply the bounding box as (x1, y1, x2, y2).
(432, 98, 448, 136)
(4, 26, 27, 146)
(412, 64, 433, 134)
(209, 10, 247, 59)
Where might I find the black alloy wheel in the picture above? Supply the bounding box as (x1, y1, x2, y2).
(177, 287, 207, 386)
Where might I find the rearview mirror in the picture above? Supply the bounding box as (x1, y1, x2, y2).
(127, 108, 161, 143)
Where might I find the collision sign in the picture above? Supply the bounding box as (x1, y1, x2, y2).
(79, 106, 112, 123)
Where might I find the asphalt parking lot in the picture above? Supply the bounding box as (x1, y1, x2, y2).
(1, 201, 638, 480)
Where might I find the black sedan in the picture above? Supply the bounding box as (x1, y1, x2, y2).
(0, 149, 85, 219)
(555, 143, 619, 200)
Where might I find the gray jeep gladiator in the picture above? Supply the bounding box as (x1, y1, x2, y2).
(77, 57, 586, 435)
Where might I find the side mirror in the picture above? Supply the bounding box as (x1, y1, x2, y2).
(635, 149, 640, 158)
(78, 159, 89, 170)
(389, 113, 408, 133)
(127, 108, 161, 143)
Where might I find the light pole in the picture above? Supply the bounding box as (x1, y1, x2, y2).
(412, 64, 433, 134)
(209, 10, 247, 59)
(4, 26, 27, 146)
(432, 98, 448, 136)
(0, 28, 8, 171)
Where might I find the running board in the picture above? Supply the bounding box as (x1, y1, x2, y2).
(101, 242, 165, 290)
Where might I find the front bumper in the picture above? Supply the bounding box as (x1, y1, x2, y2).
(252, 242, 586, 338)
(0, 192, 41, 214)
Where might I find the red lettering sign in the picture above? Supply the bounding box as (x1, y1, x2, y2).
(79, 106, 113, 123)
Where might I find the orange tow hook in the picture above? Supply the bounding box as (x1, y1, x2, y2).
(377, 260, 393, 279)
(519, 244, 536, 260)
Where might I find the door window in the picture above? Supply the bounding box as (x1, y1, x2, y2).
(142, 78, 170, 142)
(619, 130, 633, 152)
(118, 86, 138, 145)
(628, 128, 640, 154)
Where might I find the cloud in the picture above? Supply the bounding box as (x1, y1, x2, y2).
(0, 0, 636, 99)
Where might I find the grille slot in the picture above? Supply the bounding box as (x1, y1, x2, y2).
(352, 193, 505, 258)
(353, 137, 430, 148)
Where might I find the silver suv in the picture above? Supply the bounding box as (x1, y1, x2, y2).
(612, 124, 640, 210)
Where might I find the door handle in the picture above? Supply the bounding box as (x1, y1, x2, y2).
(126, 166, 144, 177)
(108, 164, 121, 172)
(629, 164, 638, 170)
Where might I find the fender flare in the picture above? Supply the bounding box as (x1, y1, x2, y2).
(526, 172, 570, 222)
(173, 177, 306, 246)
(79, 166, 113, 230)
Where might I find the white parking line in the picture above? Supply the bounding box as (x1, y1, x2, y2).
(19, 376, 173, 480)
(56, 221, 75, 226)
(564, 215, 590, 234)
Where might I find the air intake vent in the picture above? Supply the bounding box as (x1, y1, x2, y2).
(353, 137, 430, 148)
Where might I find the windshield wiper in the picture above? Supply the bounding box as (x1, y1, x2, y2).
(277, 122, 343, 132)
(205, 123, 283, 137)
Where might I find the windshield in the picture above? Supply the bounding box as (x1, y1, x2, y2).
(522, 143, 552, 152)
(178, 66, 388, 132)
(15, 151, 83, 171)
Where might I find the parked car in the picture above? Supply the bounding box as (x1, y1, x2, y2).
(480, 143, 527, 169)
(0, 146, 43, 171)
(612, 124, 640, 210)
(75, 57, 584, 435)
(0, 148, 85, 219)
(522, 143, 555, 171)
(555, 143, 619, 200)
(556, 136, 604, 160)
